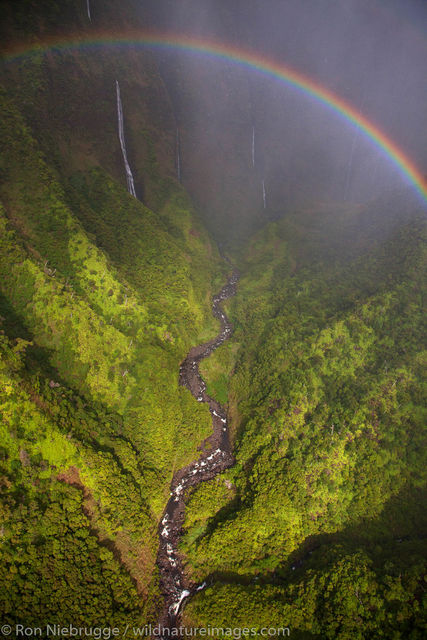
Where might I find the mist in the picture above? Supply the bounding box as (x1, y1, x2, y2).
(141, 0, 427, 242)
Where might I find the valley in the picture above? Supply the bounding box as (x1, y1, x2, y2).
(0, 1, 426, 639)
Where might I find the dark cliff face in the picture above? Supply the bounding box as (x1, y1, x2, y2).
(2, 0, 425, 246)
(1, 2, 425, 632)
(0, 2, 227, 623)
(140, 0, 427, 244)
(0, 0, 181, 216)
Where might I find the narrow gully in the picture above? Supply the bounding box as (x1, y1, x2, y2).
(156, 271, 239, 630)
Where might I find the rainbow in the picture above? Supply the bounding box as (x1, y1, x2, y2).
(2, 30, 427, 203)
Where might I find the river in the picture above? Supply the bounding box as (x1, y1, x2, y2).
(156, 271, 239, 629)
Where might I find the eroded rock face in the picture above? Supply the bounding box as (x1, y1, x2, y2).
(141, 0, 427, 245)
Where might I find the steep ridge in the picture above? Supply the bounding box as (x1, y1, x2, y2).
(1, 2, 426, 636)
(0, 1, 227, 625)
(181, 202, 427, 637)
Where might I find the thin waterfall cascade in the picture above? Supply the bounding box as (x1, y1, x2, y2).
(344, 90, 366, 201)
(251, 126, 255, 167)
(343, 129, 360, 201)
(262, 179, 267, 209)
(86, 0, 91, 21)
(115, 80, 137, 198)
(176, 128, 182, 183)
(371, 153, 380, 189)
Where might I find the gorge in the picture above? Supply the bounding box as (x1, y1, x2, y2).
(0, 1, 426, 638)
(158, 272, 238, 627)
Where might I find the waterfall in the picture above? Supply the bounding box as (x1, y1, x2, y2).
(170, 590, 191, 617)
(371, 153, 380, 191)
(86, 0, 91, 21)
(344, 89, 366, 201)
(176, 128, 182, 183)
(343, 129, 359, 201)
(262, 179, 267, 209)
(251, 126, 255, 167)
(115, 80, 137, 198)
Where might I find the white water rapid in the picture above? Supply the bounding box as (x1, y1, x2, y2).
(157, 272, 238, 630)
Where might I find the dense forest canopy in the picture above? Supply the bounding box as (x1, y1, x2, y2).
(0, 1, 426, 638)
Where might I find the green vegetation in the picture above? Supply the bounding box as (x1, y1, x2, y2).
(185, 542, 425, 639)
(199, 340, 239, 405)
(183, 205, 427, 637)
(1, 1, 426, 636)
(0, 334, 150, 625)
(0, 10, 225, 624)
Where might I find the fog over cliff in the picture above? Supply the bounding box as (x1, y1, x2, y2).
(140, 0, 427, 241)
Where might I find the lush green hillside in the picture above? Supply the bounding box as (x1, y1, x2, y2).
(183, 203, 427, 638)
(0, 1, 226, 625)
(1, 1, 426, 636)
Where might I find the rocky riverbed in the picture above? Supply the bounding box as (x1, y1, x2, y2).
(156, 271, 239, 629)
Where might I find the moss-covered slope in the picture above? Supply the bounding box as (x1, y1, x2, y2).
(183, 202, 427, 638)
(0, 0, 226, 625)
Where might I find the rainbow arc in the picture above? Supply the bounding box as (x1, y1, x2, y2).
(2, 30, 426, 203)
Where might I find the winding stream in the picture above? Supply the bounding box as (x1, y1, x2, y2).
(156, 271, 239, 629)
